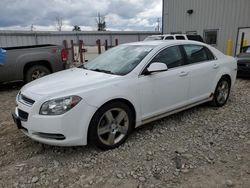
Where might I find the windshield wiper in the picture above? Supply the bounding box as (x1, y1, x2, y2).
(89, 68, 115, 75)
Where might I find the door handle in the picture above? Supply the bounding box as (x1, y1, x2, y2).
(213, 63, 219, 69)
(179, 71, 189, 77)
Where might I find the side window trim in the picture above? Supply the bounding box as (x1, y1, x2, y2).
(140, 45, 186, 76)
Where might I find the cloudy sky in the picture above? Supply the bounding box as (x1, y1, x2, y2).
(0, 0, 162, 31)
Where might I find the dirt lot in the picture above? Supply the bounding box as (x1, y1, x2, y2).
(0, 79, 250, 188)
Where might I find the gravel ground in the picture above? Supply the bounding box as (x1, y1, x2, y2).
(0, 79, 250, 188)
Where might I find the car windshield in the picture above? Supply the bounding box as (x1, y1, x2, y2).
(83, 45, 154, 75)
(242, 46, 250, 53)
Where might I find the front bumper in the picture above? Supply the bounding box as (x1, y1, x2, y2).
(13, 99, 97, 146)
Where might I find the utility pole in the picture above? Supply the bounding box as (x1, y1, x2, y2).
(156, 18, 160, 32)
(30, 24, 34, 31)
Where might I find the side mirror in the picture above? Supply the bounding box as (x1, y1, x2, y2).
(145, 62, 168, 74)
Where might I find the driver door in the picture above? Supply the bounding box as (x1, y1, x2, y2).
(138, 45, 190, 121)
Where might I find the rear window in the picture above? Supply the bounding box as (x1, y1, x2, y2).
(187, 35, 204, 42)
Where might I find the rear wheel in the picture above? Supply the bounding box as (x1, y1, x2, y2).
(25, 65, 50, 82)
(88, 101, 133, 150)
(211, 77, 231, 107)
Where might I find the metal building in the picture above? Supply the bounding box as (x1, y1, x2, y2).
(162, 0, 250, 55)
(0, 31, 159, 47)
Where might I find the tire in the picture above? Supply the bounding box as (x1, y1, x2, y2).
(88, 101, 134, 150)
(25, 65, 51, 83)
(211, 77, 231, 107)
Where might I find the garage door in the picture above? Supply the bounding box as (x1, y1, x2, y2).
(236, 27, 250, 54)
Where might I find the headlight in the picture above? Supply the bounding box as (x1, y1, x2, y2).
(40, 95, 82, 115)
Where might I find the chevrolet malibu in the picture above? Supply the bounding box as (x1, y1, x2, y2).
(12, 40, 237, 150)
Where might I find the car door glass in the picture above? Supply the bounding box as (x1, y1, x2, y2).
(176, 36, 185, 40)
(151, 46, 184, 69)
(183, 45, 210, 64)
(165, 36, 174, 40)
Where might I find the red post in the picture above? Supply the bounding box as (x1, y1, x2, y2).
(63, 40, 67, 50)
(105, 40, 108, 51)
(70, 40, 75, 63)
(96, 39, 101, 54)
(79, 40, 83, 64)
(115, 39, 118, 46)
(61, 40, 68, 62)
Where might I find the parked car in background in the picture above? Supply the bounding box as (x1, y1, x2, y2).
(144, 34, 204, 42)
(0, 44, 67, 83)
(236, 45, 250, 77)
(12, 40, 237, 150)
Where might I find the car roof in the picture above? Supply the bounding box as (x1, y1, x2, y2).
(123, 40, 206, 47)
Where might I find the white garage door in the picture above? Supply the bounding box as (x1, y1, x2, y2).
(236, 28, 250, 54)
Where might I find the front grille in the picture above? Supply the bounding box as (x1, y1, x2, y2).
(19, 94, 35, 106)
(18, 109, 29, 121)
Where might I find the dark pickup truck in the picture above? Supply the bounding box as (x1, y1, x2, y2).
(0, 44, 67, 83)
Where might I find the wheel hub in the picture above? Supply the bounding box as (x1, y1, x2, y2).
(111, 123, 118, 131)
(97, 108, 129, 146)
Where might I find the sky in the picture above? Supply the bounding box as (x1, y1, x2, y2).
(0, 0, 162, 31)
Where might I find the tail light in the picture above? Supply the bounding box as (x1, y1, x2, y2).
(61, 48, 67, 62)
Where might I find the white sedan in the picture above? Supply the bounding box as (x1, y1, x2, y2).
(12, 40, 237, 150)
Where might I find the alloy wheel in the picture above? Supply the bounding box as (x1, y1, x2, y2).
(31, 70, 46, 80)
(216, 80, 229, 105)
(97, 108, 129, 146)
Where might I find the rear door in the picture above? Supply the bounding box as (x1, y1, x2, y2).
(182, 44, 218, 104)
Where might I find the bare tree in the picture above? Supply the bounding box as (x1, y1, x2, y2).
(56, 16, 63, 31)
(96, 13, 106, 31)
(72, 25, 81, 31)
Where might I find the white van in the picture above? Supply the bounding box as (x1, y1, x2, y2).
(144, 34, 204, 42)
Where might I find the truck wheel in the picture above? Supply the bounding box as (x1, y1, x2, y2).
(25, 65, 51, 82)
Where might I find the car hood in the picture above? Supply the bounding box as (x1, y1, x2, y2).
(21, 68, 120, 98)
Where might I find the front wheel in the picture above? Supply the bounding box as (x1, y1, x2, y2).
(211, 77, 231, 107)
(25, 65, 51, 83)
(88, 101, 134, 150)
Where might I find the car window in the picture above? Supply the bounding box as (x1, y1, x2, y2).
(165, 36, 174, 40)
(205, 47, 216, 60)
(176, 35, 186, 40)
(186, 35, 204, 42)
(144, 36, 163, 41)
(150, 46, 184, 69)
(183, 45, 214, 64)
(243, 46, 250, 53)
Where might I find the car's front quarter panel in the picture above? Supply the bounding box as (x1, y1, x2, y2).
(78, 76, 142, 127)
(15, 92, 98, 146)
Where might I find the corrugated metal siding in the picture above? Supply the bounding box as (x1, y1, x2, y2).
(163, 0, 250, 54)
(0, 31, 159, 47)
